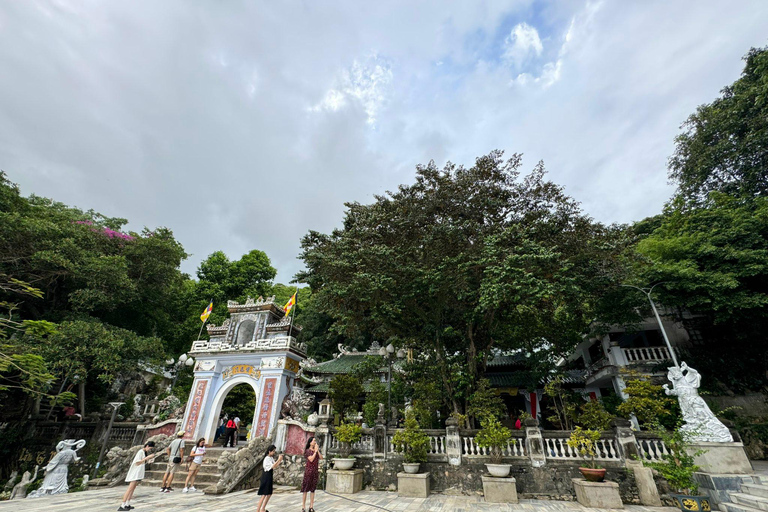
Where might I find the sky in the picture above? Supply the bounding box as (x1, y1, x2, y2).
(1, 1, 766, 283)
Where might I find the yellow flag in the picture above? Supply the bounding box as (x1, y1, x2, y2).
(200, 301, 213, 322)
(283, 292, 297, 317)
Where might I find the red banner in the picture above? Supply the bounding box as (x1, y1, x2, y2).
(183, 379, 208, 440)
(255, 378, 277, 438)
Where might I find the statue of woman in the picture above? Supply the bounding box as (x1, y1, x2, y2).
(664, 362, 732, 443)
(28, 439, 86, 498)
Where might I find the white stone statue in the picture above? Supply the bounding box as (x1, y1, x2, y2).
(664, 362, 733, 443)
(28, 439, 86, 498)
(9, 466, 37, 500)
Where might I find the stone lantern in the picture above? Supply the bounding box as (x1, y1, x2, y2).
(318, 397, 332, 426)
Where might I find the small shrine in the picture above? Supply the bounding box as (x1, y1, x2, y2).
(180, 296, 306, 443)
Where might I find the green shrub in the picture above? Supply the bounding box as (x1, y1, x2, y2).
(566, 427, 602, 469)
(645, 428, 702, 495)
(335, 422, 363, 458)
(475, 416, 513, 464)
(392, 413, 429, 464)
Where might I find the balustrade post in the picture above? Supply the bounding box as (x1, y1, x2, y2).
(445, 416, 461, 466)
(523, 417, 546, 467)
(611, 418, 639, 462)
(373, 407, 387, 461)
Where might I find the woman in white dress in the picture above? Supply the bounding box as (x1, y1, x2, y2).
(118, 441, 157, 511)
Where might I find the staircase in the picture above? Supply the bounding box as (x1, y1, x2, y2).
(720, 476, 768, 512)
(140, 446, 242, 493)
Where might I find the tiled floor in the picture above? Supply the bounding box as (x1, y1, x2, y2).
(0, 485, 679, 512)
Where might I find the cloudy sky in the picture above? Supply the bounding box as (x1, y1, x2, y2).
(1, 1, 766, 282)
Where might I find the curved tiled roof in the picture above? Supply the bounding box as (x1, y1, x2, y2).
(303, 354, 386, 374)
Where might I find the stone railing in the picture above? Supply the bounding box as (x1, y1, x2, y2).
(541, 430, 622, 461)
(190, 335, 306, 355)
(313, 419, 661, 467)
(622, 346, 673, 363)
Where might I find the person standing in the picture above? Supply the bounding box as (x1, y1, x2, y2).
(160, 431, 185, 493)
(223, 417, 238, 447)
(301, 437, 322, 512)
(256, 445, 283, 512)
(182, 438, 206, 493)
(233, 416, 241, 446)
(119, 441, 156, 511)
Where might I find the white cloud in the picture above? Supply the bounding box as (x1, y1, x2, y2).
(502, 22, 544, 68)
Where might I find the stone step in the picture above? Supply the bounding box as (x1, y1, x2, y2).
(742, 484, 768, 499)
(732, 493, 768, 512)
(722, 501, 765, 512)
(143, 470, 222, 484)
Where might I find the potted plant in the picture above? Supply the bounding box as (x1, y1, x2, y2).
(392, 413, 429, 473)
(645, 429, 708, 512)
(332, 422, 362, 470)
(567, 427, 606, 482)
(475, 416, 514, 477)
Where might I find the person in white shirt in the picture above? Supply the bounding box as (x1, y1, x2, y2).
(256, 445, 283, 512)
(119, 441, 157, 511)
(160, 431, 186, 493)
(183, 438, 207, 493)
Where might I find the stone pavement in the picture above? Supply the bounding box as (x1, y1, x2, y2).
(0, 486, 679, 512)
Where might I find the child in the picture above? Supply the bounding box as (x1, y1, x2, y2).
(118, 441, 156, 511)
(256, 445, 283, 512)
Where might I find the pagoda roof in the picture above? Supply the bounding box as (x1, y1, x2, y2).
(486, 353, 527, 367)
(303, 353, 386, 375)
(304, 380, 378, 394)
(486, 369, 586, 389)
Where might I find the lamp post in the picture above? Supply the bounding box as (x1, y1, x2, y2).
(92, 401, 124, 479)
(378, 343, 405, 425)
(167, 354, 195, 391)
(620, 283, 679, 367)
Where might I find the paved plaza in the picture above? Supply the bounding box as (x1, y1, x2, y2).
(0, 485, 679, 512)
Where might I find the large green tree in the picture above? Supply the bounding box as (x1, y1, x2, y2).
(299, 151, 625, 413)
(670, 46, 768, 206)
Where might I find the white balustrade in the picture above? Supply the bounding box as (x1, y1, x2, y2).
(543, 435, 621, 460)
(635, 438, 669, 462)
(622, 346, 672, 363)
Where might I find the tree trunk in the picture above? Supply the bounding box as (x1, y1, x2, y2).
(78, 381, 86, 417)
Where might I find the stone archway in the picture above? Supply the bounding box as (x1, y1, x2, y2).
(201, 375, 259, 444)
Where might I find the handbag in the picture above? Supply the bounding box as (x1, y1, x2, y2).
(173, 456, 182, 464)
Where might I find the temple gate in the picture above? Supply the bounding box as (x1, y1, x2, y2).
(180, 296, 305, 443)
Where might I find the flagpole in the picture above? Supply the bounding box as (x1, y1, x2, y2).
(197, 298, 212, 341)
(287, 287, 298, 341)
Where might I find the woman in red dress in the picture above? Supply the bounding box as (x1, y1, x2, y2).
(301, 437, 322, 512)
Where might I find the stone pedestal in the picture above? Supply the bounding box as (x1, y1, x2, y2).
(689, 442, 752, 474)
(326, 469, 363, 494)
(694, 472, 756, 510)
(572, 478, 623, 509)
(626, 460, 661, 506)
(482, 476, 518, 503)
(397, 472, 430, 498)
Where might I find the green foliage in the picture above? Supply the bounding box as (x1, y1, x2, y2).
(410, 378, 442, 428)
(335, 422, 363, 458)
(392, 413, 429, 464)
(577, 399, 614, 431)
(362, 379, 387, 426)
(221, 384, 256, 424)
(617, 379, 676, 428)
(466, 379, 506, 426)
(566, 427, 602, 469)
(329, 374, 363, 419)
(298, 152, 627, 414)
(646, 428, 701, 495)
(543, 376, 578, 430)
(475, 416, 513, 464)
(669, 47, 768, 205)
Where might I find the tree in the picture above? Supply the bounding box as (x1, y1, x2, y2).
(329, 374, 364, 420)
(299, 151, 624, 414)
(633, 194, 768, 391)
(670, 47, 768, 206)
(617, 378, 676, 428)
(466, 379, 505, 426)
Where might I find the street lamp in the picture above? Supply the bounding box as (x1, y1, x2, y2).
(620, 283, 679, 367)
(92, 401, 124, 479)
(168, 354, 195, 391)
(378, 343, 405, 425)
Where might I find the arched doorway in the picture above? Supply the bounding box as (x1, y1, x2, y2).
(221, 383, 256, 443)
(201, 375, 260, 445)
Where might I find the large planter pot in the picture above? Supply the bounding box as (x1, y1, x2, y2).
(485, 463, 512, 478)
(333, 458, 356, 470)
(671, 494, 711, 512)
(402, 462, 421, 474)
(578, 467, 606, 482)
